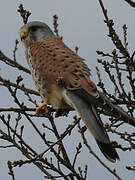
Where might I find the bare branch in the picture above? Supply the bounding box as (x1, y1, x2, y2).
(78, 124, 122, 180)
(53, 15, 59, 37)
(17, 4, 31, 24)
(0, 50, 30, 74)
(98, 0, 130, 57)
(13, 39, 19, 62)
(124, 0, 135, 7)
(7, 161, 15, 180)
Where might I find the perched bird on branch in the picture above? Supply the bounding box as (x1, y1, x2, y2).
(20, 21, 132, 162)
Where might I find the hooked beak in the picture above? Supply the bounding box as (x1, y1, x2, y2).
(20, 30, 28, 41)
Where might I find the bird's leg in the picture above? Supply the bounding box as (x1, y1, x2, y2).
(36, 102, 50, 116)
(55, 109, 69, 117)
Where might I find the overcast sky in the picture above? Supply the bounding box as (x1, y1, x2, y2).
(0, 0, 135, 180)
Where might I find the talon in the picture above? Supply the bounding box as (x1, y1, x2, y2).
(55, 109, 69, 117)
(36, 102, 49, 116)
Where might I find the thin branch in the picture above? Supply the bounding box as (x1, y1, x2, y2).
(0, 50, 30, 74)
(53, 15, 59, 37)
(8, 161, 15, 180)
(124, 0, 135, 7)
(0, 76, 39, 96)
(78, 125, 122, 180)
(38, 117, 81, 158)
(98, 0, 130, 57)
(13, 39, 19, 62)
(17, 4, 31, 24)
(73, 142, 82, 168)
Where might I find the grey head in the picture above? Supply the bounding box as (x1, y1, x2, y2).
(20, 21, 55, 43)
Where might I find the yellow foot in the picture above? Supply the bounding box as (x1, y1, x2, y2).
(36, 102, 49, 117)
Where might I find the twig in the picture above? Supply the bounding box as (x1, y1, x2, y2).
(13, 39, 19, 62)
(75, 46, 79, 54)
(78, 125, 122, 180)
(124, 0, 135, 7)
(0, 75, 39, 96)
(0, 50, 30, 74)
(73, 142, 82, 168)
(123, 24, 128, 51)
(38, 117, 81, 157)
(8, 161, 15, 180)
(17, 4, 31, 24)
(126, 166, 135, 171)
(98, 0, 130, 57)
(53, 15, 59, 37)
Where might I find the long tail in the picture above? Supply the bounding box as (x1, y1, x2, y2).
(64, 90, 119, 162)
(70, 89, 135, 127)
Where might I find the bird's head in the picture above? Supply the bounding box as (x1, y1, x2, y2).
(19, 21, 55, 46)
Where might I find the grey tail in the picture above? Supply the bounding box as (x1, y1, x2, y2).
(96, 140, 119, 163)
(64, 90, 119, 162)
(70, 89, 135, 127)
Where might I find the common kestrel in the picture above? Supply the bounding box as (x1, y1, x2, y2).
(20, 21, 130, 162)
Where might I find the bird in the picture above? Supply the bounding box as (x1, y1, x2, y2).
(19, 21, 131, 162)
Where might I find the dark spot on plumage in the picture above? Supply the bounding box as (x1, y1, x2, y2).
(62, 51, 66, 54)
(40, 62, 44, 66)
(53, 58, 56, 61)
(48, 49, 53, 53)
(29, 59, 32, 64)
(28, 54, 31, 59)
(82, 68, 88, 71)
(74, 82, 79, 86)
(39, 63, 45, 69)
(57, 77, 66, 87)
(64, 64, 68, 68)
(29, 46, 33, 51)
(60, 59, 65, 62)
(42, 78, 46, 82)
(38, 66, 43, 72)
(69, 84, 74, 89)
(84, 72, 89, 76)
(38, 77, 41, 82)
(39, 55, 42, 59)
(42, 83, 46, 89)
(73, 69, 78, 73)
(34, 72, 37, 77)
(70, 61, 75, 64)
(41, 45, 46, 49)
(65, 55, 69, 58)
(79, 73, 85, 78)
(42, 93, 46, 97)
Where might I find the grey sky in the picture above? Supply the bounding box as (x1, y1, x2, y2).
(0, 0, 135, 179)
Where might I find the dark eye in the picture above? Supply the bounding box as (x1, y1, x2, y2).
(31, 27, 37, 32)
